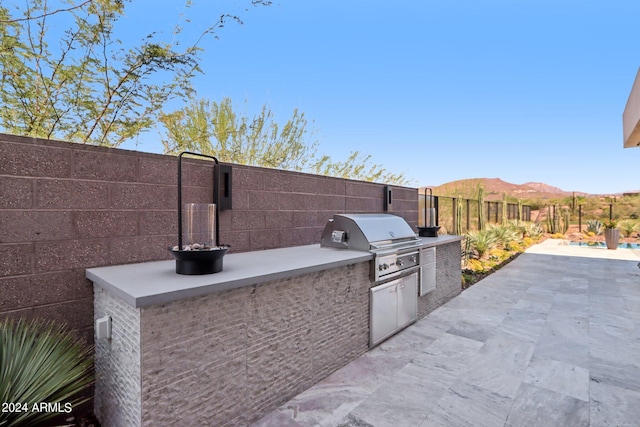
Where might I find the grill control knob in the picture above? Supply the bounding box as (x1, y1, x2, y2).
(397, 259, 404, 267)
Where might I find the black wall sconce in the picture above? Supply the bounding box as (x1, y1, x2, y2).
(383, 185, 393, 211)
(218, 164, 232, 211)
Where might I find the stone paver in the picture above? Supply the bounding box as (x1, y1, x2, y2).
(252, 240, 640, 427)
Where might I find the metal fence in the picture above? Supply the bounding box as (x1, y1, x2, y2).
(419, 195, 532, 235)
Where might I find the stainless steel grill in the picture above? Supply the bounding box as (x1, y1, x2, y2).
(320, 213, 421, 282)
(320, 213, 422, 347)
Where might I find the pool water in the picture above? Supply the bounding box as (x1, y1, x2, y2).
(569, 241, 640, 249)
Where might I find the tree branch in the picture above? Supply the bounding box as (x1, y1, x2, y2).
(0, 0, 96, 23)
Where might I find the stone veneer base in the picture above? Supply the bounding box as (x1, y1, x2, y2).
(92, 239, 461, 426)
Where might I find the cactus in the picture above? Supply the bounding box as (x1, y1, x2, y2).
(501, 193, 508, 226)
(478, 185, 486, 231)
(455, 196, 463, 234)
(553, 205, 561, 234)
(517, 199, 523, 222)
(544, 204, 563, 234)
(545, 205, 554, 233)
(562, 208, 570, 234)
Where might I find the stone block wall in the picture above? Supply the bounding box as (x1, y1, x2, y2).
(0, 133, 417, 339)
(418, 241, 462, 318)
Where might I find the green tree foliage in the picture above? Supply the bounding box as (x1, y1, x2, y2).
(313, 151, 410, 184)
(161, 97, 411, 184)
(161, 98, 315, 170)
(0, 0, 269, 146)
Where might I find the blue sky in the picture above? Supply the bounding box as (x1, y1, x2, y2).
(119, 0, 640, 194)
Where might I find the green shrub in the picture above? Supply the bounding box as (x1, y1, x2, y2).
(618, 219, 639, 237)
(507, 240, 523, 252)
(0, 318, 94, 427)
(465, 258, 485, 272)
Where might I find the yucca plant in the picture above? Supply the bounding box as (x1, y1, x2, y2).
(0, 318, 94, 427)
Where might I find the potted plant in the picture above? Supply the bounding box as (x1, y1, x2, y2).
(603, 219, 620, 250)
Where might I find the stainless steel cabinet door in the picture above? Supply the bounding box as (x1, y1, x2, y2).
(419, 247, 436, 296)
(397, 273, 418, 328)
(370, 279, 399, 346)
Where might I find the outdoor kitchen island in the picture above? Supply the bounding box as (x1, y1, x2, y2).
(87, 235, 462, 427)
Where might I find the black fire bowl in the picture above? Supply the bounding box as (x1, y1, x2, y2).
(418, 226, 441, 237)
(168, 245, 230, 275)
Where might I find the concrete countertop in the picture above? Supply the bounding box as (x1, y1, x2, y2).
(87, 244, 372, 308)
(87, 235, 463, 309)
(417, 234, 464, 248)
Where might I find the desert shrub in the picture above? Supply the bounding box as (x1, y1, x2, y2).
(618, 219, 639, 237)
(507, 240, 523, 252)
(507, 220, 528, 239)
(523, 222, 544, 240)
(551, 233, 565, 239)
(465, 258, 485, 272)
(522, 237, 534, 247)
(489, 248, 507, 261)
(461, 273, 471, 287)
(0, 318, 94, 427)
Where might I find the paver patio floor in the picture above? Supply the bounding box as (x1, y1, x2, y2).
(252, 239, 640, 427)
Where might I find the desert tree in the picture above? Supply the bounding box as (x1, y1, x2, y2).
(0, 0, 270, 146)
(161, 97, 411, 185)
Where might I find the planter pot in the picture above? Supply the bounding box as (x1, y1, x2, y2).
(604, 228, 620, 250)
(418, 226, 440, 237)
(169, 245, 230, 275)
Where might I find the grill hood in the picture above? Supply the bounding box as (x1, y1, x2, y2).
(320, 214, 418, 251)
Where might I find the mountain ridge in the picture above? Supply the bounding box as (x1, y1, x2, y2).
(427, 178, 591, 200)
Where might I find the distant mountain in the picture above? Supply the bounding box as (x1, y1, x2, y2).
(428, 178, 583, 200)
(520, 182, 568, 195)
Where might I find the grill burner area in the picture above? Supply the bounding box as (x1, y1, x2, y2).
(320, 213, 421, 282)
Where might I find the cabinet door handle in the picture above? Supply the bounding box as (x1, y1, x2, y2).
(389, 287, 397, 293)
(399, 284, 405, 289)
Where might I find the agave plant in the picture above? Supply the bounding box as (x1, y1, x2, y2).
(507, 220, 527, 239)
(485, 224, 519, 249)
(520, 222, 543, 240)
(0, 318, 94, 427)
(586, 219, 603, 236)
(466, 229, 498, 259)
